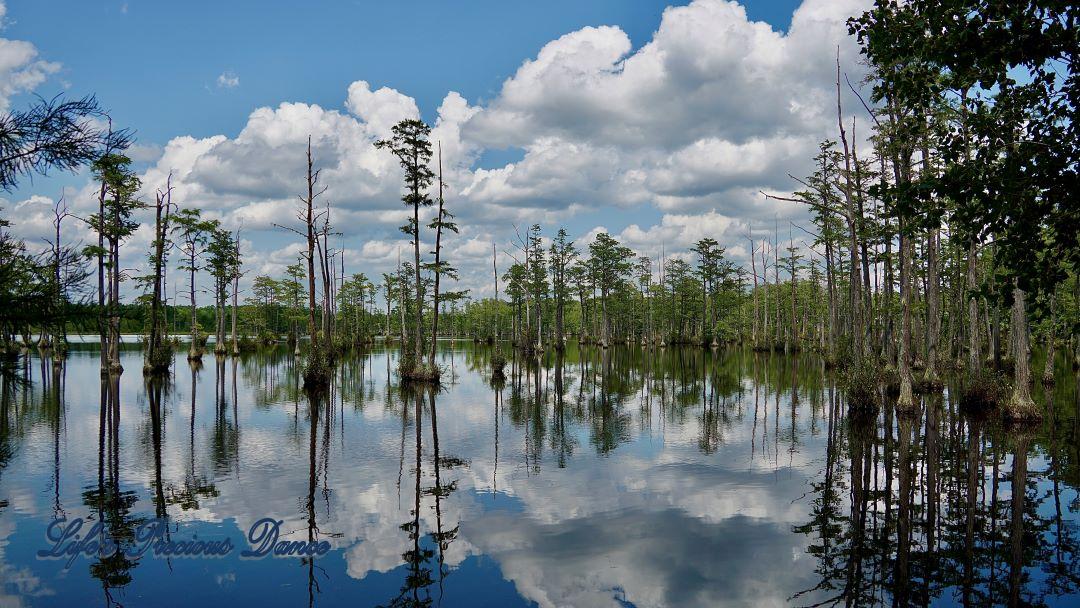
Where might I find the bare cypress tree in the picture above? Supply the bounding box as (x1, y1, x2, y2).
(46, 195, 73, 357)
(274, 136, 329, 387)
(144, 175, 175, 373)
(231, 227, 241, 356)
(426, 142, 458, 374)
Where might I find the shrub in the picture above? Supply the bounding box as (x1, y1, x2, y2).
(490, 349, 507, 379)
(303, 348, 333, 390)
(959, 368, 1007, 412)
(397, 348, 441, 384)
(841, 362, 880, 415)
(143, 343, 173, 374)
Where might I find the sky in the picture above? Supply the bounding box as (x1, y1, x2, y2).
(0, 0, 872, 302)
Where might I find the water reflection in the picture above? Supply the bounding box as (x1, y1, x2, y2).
(0, 344, 1076, 607)
(82, 374, 140, 605)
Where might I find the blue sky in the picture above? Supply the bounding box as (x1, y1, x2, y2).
(6, 1, 799, 143)
(1, 0, 869, 298)
(5, 0, 800, 197)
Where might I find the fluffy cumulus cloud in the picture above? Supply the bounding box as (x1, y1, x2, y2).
(456, 0, 870, 219)
(5, 0, 873, 298)
(0, 1, 60, 111)
(464, 0, 865, 148)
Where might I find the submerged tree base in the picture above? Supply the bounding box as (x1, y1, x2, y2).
(303, 348, 334, 391)
(881, 366, 901, 397)
(841, 363, 880, 416)
(142, 351, 172, 375)
(1004, 389, 1042, 422)
(519, 341, 544, 357)
(913, 375, 945, 394)
(395, 349, 441, 384)
(959, 369, 1007, 413)
(490, 349, 507, 381)
(401, 364, 441, 383)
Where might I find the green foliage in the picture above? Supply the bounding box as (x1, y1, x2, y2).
(303, 347, 333, 390)
(375, 119, 435, 217)
(849, 0, 1078, 296)
(841, 362, 880, 414)
(142, 342, 173, 373)
(0, 94, 131, 191)
(89, 153, 143, 241)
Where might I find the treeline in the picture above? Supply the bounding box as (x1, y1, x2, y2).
(2, 0, 1077, 406)
(0, 95, 245, 375)
(831, 0, 1077, 421)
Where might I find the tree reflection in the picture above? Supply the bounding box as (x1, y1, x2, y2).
(211, 356, 239, 474)
(306, 389, 326, 608)
(163, 359, 217, 511)
(793, 377, 1080, 607)
(382, 388, 435, 608)
(81, 374, 141, 607)
(0, 342, 1077, 606)
(382, 385, 461, 607)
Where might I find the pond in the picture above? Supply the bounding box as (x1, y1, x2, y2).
(0, 343, 1078, 607)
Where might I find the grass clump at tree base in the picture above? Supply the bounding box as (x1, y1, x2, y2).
(397, 349, 441, 384)
(142, 343, 173, 375)
(841, 362, 880, 417)
(490, 349, 507, 380)
(959, 368, 1007, 414)
(303, 348, 333, 391)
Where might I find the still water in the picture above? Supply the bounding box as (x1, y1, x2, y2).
(0, 343, 1077, 607)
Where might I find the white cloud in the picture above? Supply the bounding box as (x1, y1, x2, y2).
(615, 210, 741, 256)
(0, 1, 60, 111)
(463, 0, 867, 150)
(216, 71, 240, 89)
(6, 0, 874, 301)
(345, 80, 419, 138)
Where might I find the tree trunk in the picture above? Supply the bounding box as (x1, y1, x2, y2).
(97, 181, 107, 371)
(428, 147, 445, 371)
(923, 227, 941, 386)
(761, 241, 770, 349)
(966, 241, 980, 374)
(306, 149, 319, 355)
(231, 261, 239, 356)
(398, 254, 407, 347)
(1043, 292, 1056, 384)
(149, 203, 164, 362)
(825, 240, 836, 359)
(600, 287, 609, 348)
(189, 259, 200, 360)
(749, 233, 759, 348)
(108, 223, 121, 373)
(897, 226, 915, 411)
(1006, 282, 1039, 420)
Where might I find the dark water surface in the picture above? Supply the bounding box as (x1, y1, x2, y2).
(1, 343, 1078, 607)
